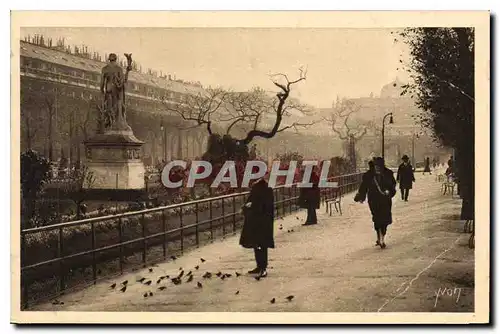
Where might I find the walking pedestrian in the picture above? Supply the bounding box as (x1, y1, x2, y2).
(354, 157, 397, 249)
(239, 174, 275, 278)
(298, 166, 320, 226)
(423, 157, 432, 175)
(396, 155, 415, 202)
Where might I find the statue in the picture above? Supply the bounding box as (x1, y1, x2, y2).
(100, 53, 133, 131)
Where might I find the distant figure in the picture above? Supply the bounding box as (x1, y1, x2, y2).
(354, 157, 397, 249)
(298, 167, 321, 226)
(239, 175, 275, 278)
(423, 157, 432, 175)
(396, 155, 415, 202)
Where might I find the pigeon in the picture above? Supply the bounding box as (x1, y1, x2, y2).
(216, 271, 222, 277)
(220, 275, 226, 281)
(158, 286, 167, 291)
(137, 277, 146, 283)
(270, 298, 276, 304)
(149, 268, 154, 273)
(296, 216, 299, 220)
(143, 292, 148, 298)
(186, 271, 192, 277)
(195, 265, 199, 270)
(200, 258, 206, 263)
(110, 283, 116, 289)
(156, 279, 162, 284)
(159, 275, 168, 280)
(291, 229, 294, 232)
(178, 270, 185, 278)
(279, 226, 283, 230)
(186, 275, 193, 283)
(172, 278, 182, 285)
(225, 273, 232, 278)
(286, 295, 295, 301)
(121, 280, 128, 285)
(197, 282, 203, 288)
(235, 272, 241, 277)
(235, 291, 240, 295)
(120, 286, 127, 292)
(170, 256, 177, 261)
(149, 292, 153, 297)
(179, 267, 183, 271)
(202, 272, 212, 279)
(144, 280, 152, 286)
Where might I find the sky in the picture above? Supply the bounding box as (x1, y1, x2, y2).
(21, 27, 409, 108)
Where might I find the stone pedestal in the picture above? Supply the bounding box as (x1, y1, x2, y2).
(84, 126, 145, 190)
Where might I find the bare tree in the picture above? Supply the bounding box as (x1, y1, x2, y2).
(324, 98, 369, 170)
(20, 91, 42, 150)
(237, 67, 313, 145)
(161, 87, 229, 135)
(325, 99, 368, 142)
(43, 94, 57, 161)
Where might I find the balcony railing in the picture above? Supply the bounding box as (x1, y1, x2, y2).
(20, 172, 363, 309)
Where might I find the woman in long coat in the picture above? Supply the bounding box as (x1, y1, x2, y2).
(396, 155, 415, 202)
(298, 168, 320, 225)
(239, 176, 275, 278)
(354, 157, 397, 248)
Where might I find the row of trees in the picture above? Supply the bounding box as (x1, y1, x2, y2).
(398, 28, 474, 219)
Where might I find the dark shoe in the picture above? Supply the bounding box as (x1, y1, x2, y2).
(381, 242, 387, 249)
(259, 269, 268, 278)
(375, 240, 381, 246)
(248, 268, 260, 274)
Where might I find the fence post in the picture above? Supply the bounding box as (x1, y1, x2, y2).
(179, 206, 184, 253)
(209, 200, 214, 242)
(141, 213, 146, 264)
(162, 209, 167, 259)
(195, 203, 199, 247)
(222, 199, 226, 237)
(91, 222, 97, 283)
(118, 218, 123, 274)
(21, 233, 28, 309)
(232, 196, 236, 234)
(58, 226, 65, 293)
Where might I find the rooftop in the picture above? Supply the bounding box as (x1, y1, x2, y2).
(19, 40, 206, 96)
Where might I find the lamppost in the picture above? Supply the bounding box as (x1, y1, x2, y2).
(381, 112, 394, 159)
(411, 132, 420, 168)
(160, 121, 167, 163)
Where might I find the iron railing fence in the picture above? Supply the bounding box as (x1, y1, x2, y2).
(20, 172, 363, 309)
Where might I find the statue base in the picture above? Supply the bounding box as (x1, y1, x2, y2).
(83, 127, 146, 190)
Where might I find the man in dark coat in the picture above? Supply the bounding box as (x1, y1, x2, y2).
(423, 157, 432, 175)
(396, 155, 415, 202)
(298, 168, 320, 225)
(239, 176, 275, 278)
(354, 157, 397, 249)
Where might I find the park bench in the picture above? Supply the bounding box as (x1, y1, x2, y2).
(324, 187, 342, 216)
(441, 176, 456, 195)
